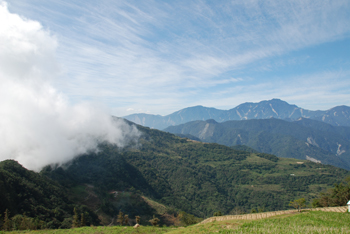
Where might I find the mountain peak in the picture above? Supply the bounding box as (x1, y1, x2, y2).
(206, 119, 218, 124)
(124, 99, 350, 129)
(259, 98, 298, 107)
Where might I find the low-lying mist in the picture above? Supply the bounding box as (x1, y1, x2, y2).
(0, 2, 140, 171)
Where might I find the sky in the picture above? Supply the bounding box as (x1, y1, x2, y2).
(0, 0, 140, 170)
(4, 0, 350, 117)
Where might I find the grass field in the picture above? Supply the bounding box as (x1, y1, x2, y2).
(169, 211, 350, 234)
(221, 211, 350, 234)
(3, 225, 174, 234)
(3, 211, 350, 234)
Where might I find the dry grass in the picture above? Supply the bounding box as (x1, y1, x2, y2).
(168, 210, 350, 234)
(200, 206, 347, 225)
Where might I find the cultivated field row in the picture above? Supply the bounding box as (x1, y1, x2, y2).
(199, 206, 348, 224)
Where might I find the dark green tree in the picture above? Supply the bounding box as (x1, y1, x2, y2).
(135, 215, 140, 224)
(312, 179, 350, 208)
(213, 211, 222, 216)
(117, 211, 124, 226)
(72, 208, 80, 228)
(331, 182, 350, 206)
(178, 211, 201, 226)
(123, 214, 129, 226)
(19, 214, 29, 230)
(258, 206, 265, 213)
(11, 214, 33, 230)
(149, 215, 160, 226)
(80, 212, 86, 227)
(289, 198, 306, 212)
(230, 206, 244, 215)
(3, 209, 11, 231)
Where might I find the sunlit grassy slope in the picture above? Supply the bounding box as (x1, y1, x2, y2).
(168, 211, 350, 234)
(6, 211, 350, 234)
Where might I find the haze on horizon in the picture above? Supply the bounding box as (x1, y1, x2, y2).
(5, 0, 350, 117)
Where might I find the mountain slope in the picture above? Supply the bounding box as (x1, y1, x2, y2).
(2, 120, 350, 228)
(313, 105, 350, 126)
(0, 157, 177, 228)
(43, 123, 350, 218)
(125, 106, 226, 130)
(164, 118, 350, 170)
(124, 99, 350, 129)
(0, 160, 99, 229)
(220, 99, 321, 121)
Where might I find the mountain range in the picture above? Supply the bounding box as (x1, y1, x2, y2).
(165, 118, 350, 170)
(124, 99, 350, 130)
(3, 98, 350, 231)
(2, 120, 350, 230)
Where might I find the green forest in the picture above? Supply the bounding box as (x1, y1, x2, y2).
(1, 122, 350, 231)
(165, 118, 350, 170)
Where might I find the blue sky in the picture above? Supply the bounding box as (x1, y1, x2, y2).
(5, 0, 350, 116)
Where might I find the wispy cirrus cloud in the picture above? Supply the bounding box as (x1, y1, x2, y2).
(6, 0, 350, 115)
(208, 69, 350, 111)
(0, 2, 140, 170)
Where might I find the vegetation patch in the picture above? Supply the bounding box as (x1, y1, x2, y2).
(229, 211, 350, 234)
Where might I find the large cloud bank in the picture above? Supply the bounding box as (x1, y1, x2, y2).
(0, 2, 140, 171)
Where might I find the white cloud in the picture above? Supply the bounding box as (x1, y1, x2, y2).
(0, 2, 140, 171)
(205, 69, 350, 111)
(6, 0, 350, 116)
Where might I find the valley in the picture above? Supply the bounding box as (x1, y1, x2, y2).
(1, 119, 350, 231)
(165, 117, 350, 170)
(3, 0, 350, 232)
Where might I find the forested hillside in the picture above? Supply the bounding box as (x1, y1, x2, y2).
(44, 124, 350, 218)
(0, 160, 99, 229)
(2, 121, 350, 231)
(165, 118, 350, 170)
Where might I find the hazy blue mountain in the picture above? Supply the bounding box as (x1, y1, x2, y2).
(313, 106, 350, 126)
(121, 113, 168, 129)
(219, 99, 322, 121)
(124, 99, 350, 129)
(164, 118, 350, 170)
(293, 117, 350, 140)
(125, 105, 226, 130)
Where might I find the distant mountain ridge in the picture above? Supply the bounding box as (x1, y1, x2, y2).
(124, 99, 350, 129)
(164, 118, 350, 170)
